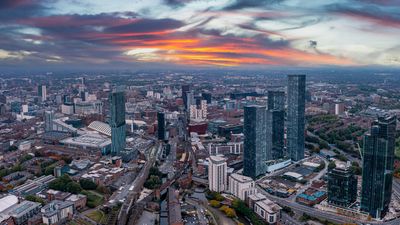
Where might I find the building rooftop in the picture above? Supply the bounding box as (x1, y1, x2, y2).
(208, 155, 226, 164)
(88, 121, 111, 136)
(230, 173, 253, 183)
(8, 201, 41, 218)
(255, 198, 282, 214)
(0, 195, 18, 213)
(61, 133, 111, 148)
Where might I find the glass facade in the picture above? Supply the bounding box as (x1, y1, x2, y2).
(109, 89, 126, 155)
(157, 112, 166, 140)
(243, 105, 266, 178)
(327, 167, 357, 207)
(361, 115, 396, 218)
(267, 91, 285, 111)
(287, 75, 306, 161)
(266, 110, 285, 160)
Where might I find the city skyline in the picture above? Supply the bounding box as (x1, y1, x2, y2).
(0, 0, 400, 71)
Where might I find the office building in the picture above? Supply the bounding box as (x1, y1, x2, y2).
(3, 200, 41, 225)
(168, 188, 183, 225)
(109, 89, 126, 155)
(182, 84, 190, 110)
(44, 110, 54, 132)
(243, 105, 266, 178)
(254, 198, 282, 224)
(335, 102, 345, 115)
(287, 75, 306, 161)
(202, 92, 212, 104)
(38, 84, 47, 101)
(208, 156, 227, 192)
(228, 173, 257, 201)
(327, 163, 357, 207)
(41, 200, 74, 224)
(157, 112, 166, 140)
(361, 115, 396, 218)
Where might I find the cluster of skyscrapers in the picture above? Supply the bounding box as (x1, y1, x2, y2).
(243, 74, 306, 178)
(326, 115, 397, 219)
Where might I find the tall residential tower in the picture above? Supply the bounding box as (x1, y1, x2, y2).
(287, 75, 306, 161)
(243, 105, 266, 178)
(109, 89, 126, 155)
(361, 115, 396, 219)
(266, 91, 285, 160)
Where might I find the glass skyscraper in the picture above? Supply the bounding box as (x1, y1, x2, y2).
(109, 89, 126, 155)
(243, 105, 266, 178)
(266, 91, 285, 160)
(361, 115, 396, 219)
(287, 75, 306, 161)
(157, 111, 166, 141)
(327, 165, 357, 207)
(267, 91, 285, 111)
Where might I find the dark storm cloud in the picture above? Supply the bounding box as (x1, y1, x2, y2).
(163, 0, 194, 7)
(327, 3, 400, 28)
(224, 0, 285, 10)
(0, 0, 48, 22)
(105, 18, 184, 34)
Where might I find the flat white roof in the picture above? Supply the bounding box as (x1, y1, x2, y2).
(302, 162, 320, 168)
(0, 195, 18, 212)
(283, 172, 303, 179)
(230, 173, 253, 183)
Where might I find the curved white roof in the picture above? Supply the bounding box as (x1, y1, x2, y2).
(0, 195, 18, 212)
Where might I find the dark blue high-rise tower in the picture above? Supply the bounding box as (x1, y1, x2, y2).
(109, 89, 126, 155)
(361, 115, 396, 219)
(266, 91, 285, 160)
(243, 105, 266, 178)
(287, 75, 306, 161)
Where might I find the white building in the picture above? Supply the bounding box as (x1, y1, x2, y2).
(228, 173, 257, 201)
(74, 100, 103, 115)
(41, 200, 74, 224)
(61, 104, 74, 115)
(208, 156, 227, 192)
(335, 102, 345, 115)
(254, 198, 282, 224)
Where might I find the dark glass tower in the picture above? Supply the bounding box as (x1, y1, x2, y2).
(243, 105, 266, 178)
(361, 115, 396, 219)
(266, 91, 285, 160)
(327, 165, 357, 207)
(182, 85, 190, 109)
(287, 75, 306, 161)
(202, 92, 212, 104)
(267, 91, 285, 111)
(157, 112, 166, 141)
(109, 89, 126, 155)
(266, 110, 285, 160)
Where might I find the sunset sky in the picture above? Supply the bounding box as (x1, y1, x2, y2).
(0, 0, 400, 69)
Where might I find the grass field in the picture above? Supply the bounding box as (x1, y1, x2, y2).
(85, 210, 108, 224)
(81, 190, 104, 208)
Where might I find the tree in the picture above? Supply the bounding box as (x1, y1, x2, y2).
(80, 178, 97, 190)
(25, 195, 45, 205)
(65, 182, 82, 194)
(44, 166, 56, 175)
(144, 175, 161, 189)
(225, 208, 236, 218)
(328, 161, 336, 171)
(209, 200, 220, 208)
(49, 174, 82, 193)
